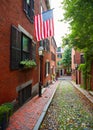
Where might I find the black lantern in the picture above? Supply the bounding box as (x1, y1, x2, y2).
(38, 46, 44, 56)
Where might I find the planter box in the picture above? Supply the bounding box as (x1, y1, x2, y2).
(0, 113, 9, 130)
(0, 103, 13, 130)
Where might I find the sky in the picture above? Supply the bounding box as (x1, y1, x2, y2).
(50, 0, 70, 47)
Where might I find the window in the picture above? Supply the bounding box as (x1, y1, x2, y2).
(40, 39, 50, 52)
(10, 25, 36, 70)
(43, 39, 50, 52)
(74, 55, 76, 64)
(51, 52, 56, 61)
(23, 0, 34, 23)
(57, 61, 62, 66)
(57, 54, 62, 58)
(31, 42, 36, 61)
(18, 84, 32, 106)
(80, 54, 85, 63)
(45, 62, 50, 77)
(57, 47, 61, 52)
(22, 34, 31, 60)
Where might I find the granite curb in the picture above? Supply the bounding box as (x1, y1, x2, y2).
(33, 81, 60, 130)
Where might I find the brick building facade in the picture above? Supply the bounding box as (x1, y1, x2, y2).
(56, 47, 65, 77)
(71, 48, 81, 83)
(0, 0, 57, 106)
(71, 48, 93, 91)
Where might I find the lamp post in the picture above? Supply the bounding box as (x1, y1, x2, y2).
(38, 46, 44, 97)
(75, 64, 78, 84)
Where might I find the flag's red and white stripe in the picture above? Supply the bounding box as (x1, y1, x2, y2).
(34, 10, 54, 41)
(34, 14, 43, 41)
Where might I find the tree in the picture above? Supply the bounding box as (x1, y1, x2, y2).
(62, 0, 93, 50)
(61, 46, 71, 72)
(62, 0, 93, 89)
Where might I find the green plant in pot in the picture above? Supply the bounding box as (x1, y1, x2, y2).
(20, 59, 37, 69)
(0, 103, 13, 129)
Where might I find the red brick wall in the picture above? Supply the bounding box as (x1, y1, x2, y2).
(71, 48, 81, 83)
(72, 48, 93, 90)
(90, 63, 93, 90)
(43, 51, 51, 86)
(0, 0, 40, 104)
(71, 49, 76, 81)
(42, 38, 57, 86)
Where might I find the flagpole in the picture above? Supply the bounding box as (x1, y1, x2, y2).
(40, 0, 42, 13)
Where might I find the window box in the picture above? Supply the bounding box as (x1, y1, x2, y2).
(20, 60, 37, 69)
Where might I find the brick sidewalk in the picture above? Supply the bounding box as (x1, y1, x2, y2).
(71, 81, 93, 104)
(7, 81, 59, 130)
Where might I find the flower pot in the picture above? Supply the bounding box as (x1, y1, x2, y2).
(0, 113, 9, 130)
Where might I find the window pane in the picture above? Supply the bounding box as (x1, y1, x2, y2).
(22, 35, 31, 60)
(26, 0, 30, 4)
(22, 52, 30, 60)
(23, 35, 29, 52)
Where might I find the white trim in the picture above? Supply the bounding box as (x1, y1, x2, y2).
(32, 40, 36, 44)
(16, 80, 32, 92)
(46, 61, 49, 77)
(18, 24, 33, 39)
(46, 59, 49, 62)
(46, 73, 48, 77)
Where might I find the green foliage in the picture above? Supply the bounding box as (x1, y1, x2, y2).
(0, 103, 13, 123)
(61, 46, 71, 72)
(62, 0, 93, 50)
(78, 54, 92, 90)
(20, 60, 37, 69)
(62, 0, 93, 90)
(78, 64, 87, 89)
(78, 64, 85, 72)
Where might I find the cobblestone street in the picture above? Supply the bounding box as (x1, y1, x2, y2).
(40, 80, 93, 130)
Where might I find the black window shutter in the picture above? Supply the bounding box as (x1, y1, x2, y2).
(31, 42, 36, 61)
(10, 25, 21, 70)
(43, 39, 46, 50)
(45, 62, 47, 77)
(48, 62, 50, 74)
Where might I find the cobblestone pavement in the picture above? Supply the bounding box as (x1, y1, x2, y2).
(40, 80, 93, 130)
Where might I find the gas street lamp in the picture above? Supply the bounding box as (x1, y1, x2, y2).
(38, 46, 44, 97)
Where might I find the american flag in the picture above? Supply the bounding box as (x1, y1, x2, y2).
(34, 9, 54, 41)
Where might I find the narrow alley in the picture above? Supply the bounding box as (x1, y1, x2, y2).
(6, 78, 93, 130)
(40, 80, 93, 130)
(1, 1, 93, 130)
